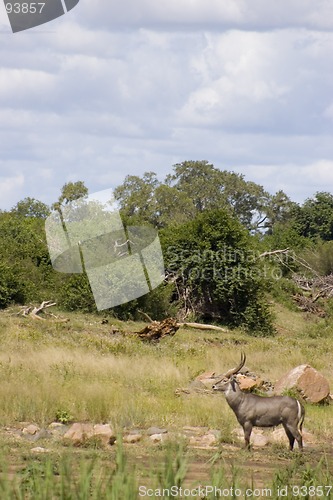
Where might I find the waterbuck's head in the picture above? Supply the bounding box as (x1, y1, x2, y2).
(212, 353, 246, 393)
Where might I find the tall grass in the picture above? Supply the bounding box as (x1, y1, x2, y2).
(0, 308, 332, 437)
(0, 443, 331, 499)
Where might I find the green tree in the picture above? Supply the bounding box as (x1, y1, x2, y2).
(0, 211, 55, 306)
(166, 160, 223, 213)
(161, 208, 274, 335)
(11, 197, 50, 218)
(154, 184, 196, 227)
(167, 160, 271, 229)
(52, 181, 88, 211)
(115, 161, 271, 230)
(293, 192, 333, 240)
(114, 172, 159, 225)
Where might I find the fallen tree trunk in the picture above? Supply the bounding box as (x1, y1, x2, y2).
(178, 322, 227, 332)
(135, 314, 228, 342)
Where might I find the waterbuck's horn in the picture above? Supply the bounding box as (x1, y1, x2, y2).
(223, 352, 246, 378)
(214, 352, 246, 384)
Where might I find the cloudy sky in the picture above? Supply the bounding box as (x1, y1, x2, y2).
(1, 0, 333, 210)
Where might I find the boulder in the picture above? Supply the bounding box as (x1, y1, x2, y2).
(147, 427, 168, 436)
(149, 433, 165, 443)
(63, 423, 94, 444)
(30, 447, 51, 453)
(189, 433, 218, 448)
(48, 422, 68, 436)
(63, 423, 115, 446)
(22, 424, 40, 436)
(196, 371, 216, 381)
(251, 433, 269, 448)
(195, 371, 217, 389)
(93, 424, 116, 445)
(232, 428, 268, 447)
(236, 375, 258, 391)
(123, 433, 142, 444)
(274, 364, 330, 403)
(269, 427, 289, 445)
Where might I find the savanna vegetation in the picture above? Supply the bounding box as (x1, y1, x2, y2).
(0, 161, 333, 497)
(3, 160, 333, 333)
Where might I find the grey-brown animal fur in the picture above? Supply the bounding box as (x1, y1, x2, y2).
(212, 353, 305, 450)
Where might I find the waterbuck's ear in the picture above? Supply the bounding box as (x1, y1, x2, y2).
(230, 376, 237, 391)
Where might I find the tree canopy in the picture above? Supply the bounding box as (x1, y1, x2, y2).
(3, 164, 333, 335)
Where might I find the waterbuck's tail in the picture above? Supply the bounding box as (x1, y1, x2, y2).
(297, 400, 305, 433)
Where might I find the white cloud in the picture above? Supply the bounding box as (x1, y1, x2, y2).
(76, 0, 333, 31)
(231, 161, 333, 202)
(1, 3, 333, 210)
(0, 68, 55, 103)
(0, 174, 25, 208)
(178, 30, 333, 131)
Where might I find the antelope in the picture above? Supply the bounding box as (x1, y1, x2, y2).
(212, 353, 305, 451)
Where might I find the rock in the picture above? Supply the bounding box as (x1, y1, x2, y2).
(209, 429, 222, 439)
(30, 447, 51, 453)
(196, 371, 216, 381)
(63, 423, 94, 444)
(236, 375, 257, 391)
(21, 427, 51, 442)
(269, 428, 288, 445)
(189, 433, 218, 448)
(274, 364, 330, 403)
(32, 429, 51, 442)
(149, 433, 165, 443)
(269, 427, 311, 449)
(233, 428, 268, 447)
(301, 429, 317, 446)
(93, 424, 116, 446)
(251, 433, 268, 447)
(123, 433, 142, 444)
(22, 424, 40, 435)
(182, 426, 208, 434)
(147, 427, 168, 436)
(188, 379, 207, 390)
(195, 371, 217, 389)
(48, 422, 68, 436)
(63, 423, 115, 446)
(232, 428, 244, 441)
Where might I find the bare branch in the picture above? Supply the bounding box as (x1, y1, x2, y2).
(178, 322, 227, 332)
(258, 248, 289, 259)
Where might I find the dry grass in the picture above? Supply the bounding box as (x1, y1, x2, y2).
(0, 304, 332, 442)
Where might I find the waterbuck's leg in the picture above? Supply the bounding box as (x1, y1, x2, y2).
(294, 430, 303, 451)
(283, 424, 303, 451)
(242, 422, 253, 449)
(282, 425, 295, 451)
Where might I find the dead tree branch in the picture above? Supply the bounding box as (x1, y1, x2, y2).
(258, 248, 290, 259)
(18, 301, 57, 320)
(178, 322, 227, 332)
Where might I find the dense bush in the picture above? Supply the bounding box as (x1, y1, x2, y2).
(161, 209, 275, 335)
(58, 274, 96, 312)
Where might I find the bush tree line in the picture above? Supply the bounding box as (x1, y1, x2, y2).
(1, 161, 333, 335)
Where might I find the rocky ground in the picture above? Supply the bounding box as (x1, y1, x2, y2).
(3, 419, 319, 453)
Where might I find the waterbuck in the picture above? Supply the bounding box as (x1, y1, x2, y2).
(212, 353, 305, 450)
